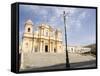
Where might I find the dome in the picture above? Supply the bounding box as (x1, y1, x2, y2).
(25, 19, 33, 25)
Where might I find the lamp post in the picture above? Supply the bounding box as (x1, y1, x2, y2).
(63, 11, 70, 68)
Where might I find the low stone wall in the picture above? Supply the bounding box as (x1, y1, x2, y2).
(20, 52, 66, 69)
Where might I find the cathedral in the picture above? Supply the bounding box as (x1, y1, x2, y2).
(21, 19, 64, 53)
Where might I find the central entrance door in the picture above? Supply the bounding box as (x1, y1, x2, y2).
(45, 45, 48, 52)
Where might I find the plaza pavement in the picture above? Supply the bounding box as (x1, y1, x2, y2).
(20, 52, 96, 71)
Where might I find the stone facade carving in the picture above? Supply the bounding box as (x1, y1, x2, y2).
(21, 20, 64, 53)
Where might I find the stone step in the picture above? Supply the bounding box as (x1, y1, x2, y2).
(21, 53, 66, 68)
(20, 53, 95, 69)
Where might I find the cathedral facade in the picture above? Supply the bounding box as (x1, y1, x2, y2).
(21, 20, 64, 53)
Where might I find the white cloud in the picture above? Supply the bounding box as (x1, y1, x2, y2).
(54, 7, 77, 17)
(67, 10, 88, 32)
(75, 20, 81, 29)
(78, 11, 87, 20)
(20, 5, 77, 28)
(20, 5, 84, 34)
(68, 19, 82, 32)
(52, 7, 78, 31)
(20, 5, 49, 17)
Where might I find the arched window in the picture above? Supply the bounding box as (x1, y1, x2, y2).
(28, 28, 30, 32)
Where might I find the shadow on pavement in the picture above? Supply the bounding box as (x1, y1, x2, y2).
(20, 60, 96, 72)
(70, 60, 96, 69)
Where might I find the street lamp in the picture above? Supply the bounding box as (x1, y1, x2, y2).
(63, 11, 70, 68)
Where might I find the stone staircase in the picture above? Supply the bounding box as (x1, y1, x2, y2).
(20, 52, 96, 70)
(21, 53, 66, 69)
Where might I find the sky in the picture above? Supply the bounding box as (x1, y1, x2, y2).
(19, 4, 96, 46)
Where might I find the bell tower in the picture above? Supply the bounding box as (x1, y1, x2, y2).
(22, 19, 33, 53)
(20, 20, 33, 69)
(24, 19, 33, 34)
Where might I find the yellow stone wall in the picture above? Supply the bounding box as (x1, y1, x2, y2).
(21, 20, 64, 54)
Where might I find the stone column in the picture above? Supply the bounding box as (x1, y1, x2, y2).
(41, 41, 44, 53)
(32, 38, 34, 53)
(49, 42, 51, 53)
(52, 42, 54, 53)
(40, 41, 42, 53)
(20, 52, 24, 69)
(50, 42, 53, 53)
(43, 41, 45, 53)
